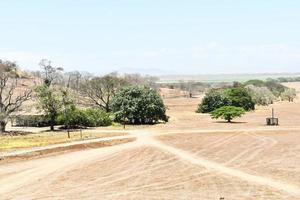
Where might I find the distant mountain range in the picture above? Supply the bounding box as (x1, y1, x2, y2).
(158, 73, 300, 83)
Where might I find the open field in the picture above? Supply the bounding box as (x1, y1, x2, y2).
(1, 83, 300, 199)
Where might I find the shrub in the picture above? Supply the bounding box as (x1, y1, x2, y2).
(84, 108, 112, 127)
(14, 115, 51, 127)
(210, 106, 245, 122)
(57, 107, 112, 128)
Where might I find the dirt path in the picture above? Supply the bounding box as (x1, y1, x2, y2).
(142, 136, 300, 196)
(0, 138, 143, 195)
(1, 130, 300, 199)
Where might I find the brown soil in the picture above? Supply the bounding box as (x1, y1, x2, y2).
(1, 82, 300, 199)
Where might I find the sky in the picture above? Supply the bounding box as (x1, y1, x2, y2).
(0, 0, 300, 75)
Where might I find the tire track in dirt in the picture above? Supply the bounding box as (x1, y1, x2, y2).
(144, 136, 300, 196)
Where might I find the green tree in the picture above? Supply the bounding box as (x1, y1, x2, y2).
(197, 90, 231, 113)
(111, 86, 168, 125)
(224, 87, 255, 111)
(210, 106, 245, 123)
(35, 85, 63, 131)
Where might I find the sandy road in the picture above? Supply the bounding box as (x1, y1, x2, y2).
(0, 138, 143, 194)
(1, 129, 300, 199)
(142, 136, 300, 196)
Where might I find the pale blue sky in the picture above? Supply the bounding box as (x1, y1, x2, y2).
(1, 0, 300, 75)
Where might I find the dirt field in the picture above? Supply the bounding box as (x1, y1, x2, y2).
(1, 83, 300, 199)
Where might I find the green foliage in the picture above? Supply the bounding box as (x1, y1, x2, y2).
(35, 85, 63, 130)
(83, 108, 112, 126)
(196, 90, 231, 113)
(224, 87, 255, 111)
(197, 87, 255, 113)
(14, 115, 51, 127)
(57, 108, 112, 127)
(265, 80, 287, 97)
(244, 79, 266, 87)
(111, 86, 168, 124)
(244, 79, 287, 97)
(210, 106, 246, 122)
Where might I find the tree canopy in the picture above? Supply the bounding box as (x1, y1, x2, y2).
(196, 90, 231, 113)
(197, 86, 255, 113)
(111, 86, 168, 124)
(35, 85, 63, 131)
(281, 88, 297, 102)
(210, 106, 245, 122)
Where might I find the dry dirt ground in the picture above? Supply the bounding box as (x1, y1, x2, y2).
(1, 83, 300, 199)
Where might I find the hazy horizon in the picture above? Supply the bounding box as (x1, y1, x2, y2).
(1, 1, 300, 75)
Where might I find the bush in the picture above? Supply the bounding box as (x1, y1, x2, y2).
(14, 115, 51, 127)
(57, 107, 112, 128)
(210, 106, 245, 122)
(84, 108, 112, 127)
(111, 86, 168, 124)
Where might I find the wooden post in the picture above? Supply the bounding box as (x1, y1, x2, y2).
(80, 127, 82, 139)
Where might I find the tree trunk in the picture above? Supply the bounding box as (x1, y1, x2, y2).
(0, 121, 6, 133)
(50, 116, 55, 131)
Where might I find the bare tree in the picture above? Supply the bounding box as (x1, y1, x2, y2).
(65, 71, 82, 92)
(39, 59, 63, 86)
(81, 75, 125, 112)
(0, 60, 32, 133)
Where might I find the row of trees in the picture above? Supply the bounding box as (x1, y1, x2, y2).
(197, 80, 297, 122)
(0, 59, 168, 133)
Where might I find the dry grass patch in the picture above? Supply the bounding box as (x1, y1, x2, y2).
(0, 131, 127, 151)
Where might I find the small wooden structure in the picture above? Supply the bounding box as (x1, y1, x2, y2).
(266, 108, 279, 126)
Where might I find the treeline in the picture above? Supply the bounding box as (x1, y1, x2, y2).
(0, 59, 167, 133)
(197, 80, 297, 122)
(268, 76, 300, 83)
